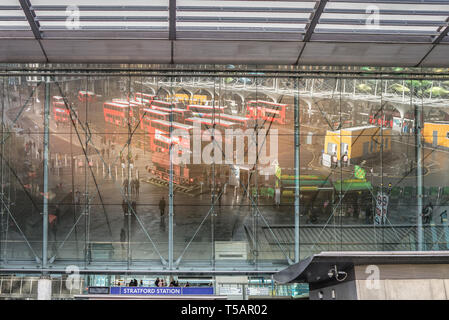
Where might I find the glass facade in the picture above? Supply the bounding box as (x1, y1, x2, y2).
(1, 64, 449, 274)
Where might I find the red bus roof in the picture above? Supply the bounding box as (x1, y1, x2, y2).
(185, 117, 238, 127)
(151, 106, 191, 113)
(187, 104, 225, 110)
(218, 114, 251, 121)
(104, 102, 131, 108)
(151, 119, 193, 130)
(142, 108, 170, 116)
(151, 100, 172, 105)
(247, 100, 287, 106)
(111, 99, 140, 106)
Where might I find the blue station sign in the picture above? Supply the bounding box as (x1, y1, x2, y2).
(109, 287, 214, 295)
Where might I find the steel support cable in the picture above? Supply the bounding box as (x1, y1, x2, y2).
(48, 211, 84, 263)
(0, 193, 41, 262)
(173, 81, 292, 265)
(53, 81, 167, 264)
(175, 189, 224, 266)
(309, 180, 356, 254)
(182, 106, 293, 265)
(0, 82, 42, 145)
(52, 80, 113, 241)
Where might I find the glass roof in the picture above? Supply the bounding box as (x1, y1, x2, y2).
(0, 0, 447, 41)
(0, 0, 448, 66)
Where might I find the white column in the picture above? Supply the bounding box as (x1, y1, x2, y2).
(37, 278, 52, 300)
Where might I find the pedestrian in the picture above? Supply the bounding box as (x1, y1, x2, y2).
(159, 196, 166, 230)
(120, 228, 126, 250)
(135, 178, 140, 196)
(217, 184, 222, 208)
(130, 179, 135, 196)
(159, 196, 166, 218)
(332, 152, 338, 168)
(422, 202, 433, 224)
(155, 277, 160, 287)
(365, 202, 373, 224)
(274, 187, 281, 208)
(342, 152, 348, 167)
(123, 179, 129, 195)
(122, 199, 128, 218)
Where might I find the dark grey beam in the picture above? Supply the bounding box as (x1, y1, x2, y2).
(18, 0, 41, 40)
(169, 0, 176, 64)
(169, 0, 176, 41)
(296, 0, 328, 64)
(19, 0, 48, 62)
(303, 0, 328, 43)
(416, 19, 449, 66)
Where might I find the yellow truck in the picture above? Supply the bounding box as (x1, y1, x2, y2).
(423, 122, 449, 149)
(323, 125, 392, 164)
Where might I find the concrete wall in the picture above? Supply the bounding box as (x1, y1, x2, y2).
(310, 281, 358, 300)
(356, 279, 449, 300)
(354, 264, 449, 300)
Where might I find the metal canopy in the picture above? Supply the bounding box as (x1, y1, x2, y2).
(274, 251, 449, 284)
(0, 0, 449, 66)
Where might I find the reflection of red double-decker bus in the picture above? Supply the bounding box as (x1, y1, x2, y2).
(186, 105, 225, 118)
(134, 92, 158, 104)
(53, 102, 71, 124)
(148, 120, 197, 185)
(185, 117, 241, 145)
(246, 100, 287, 125)
(103, 102, 135, 127)
(218, 114, 255, 129)
(185, 117, 239, 132)
(139, 108, 170, 133)
(78, 91, 96, 103)
(149, 119, 193, 152)
(150, 105, 193, 123)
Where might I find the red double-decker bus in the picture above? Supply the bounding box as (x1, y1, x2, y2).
(246, 100, 287, 125)
(78, 91, 96, 103)
(149, 119, 193, 152)
(134, 92, 158, 104)
(186, 105, 225, 118)
(103, 102, 135, 127)
(150, 105, 193, 123)
(148, 120, 197, 185)
(185, 117, 239, 132)
(139, 108, 171, 133)
(53, 101, 71, 125)
(218, 114, 255, 129)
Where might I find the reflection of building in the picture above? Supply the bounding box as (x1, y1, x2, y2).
(423, 122, 449, 149)
(323, 125, 392, 164)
